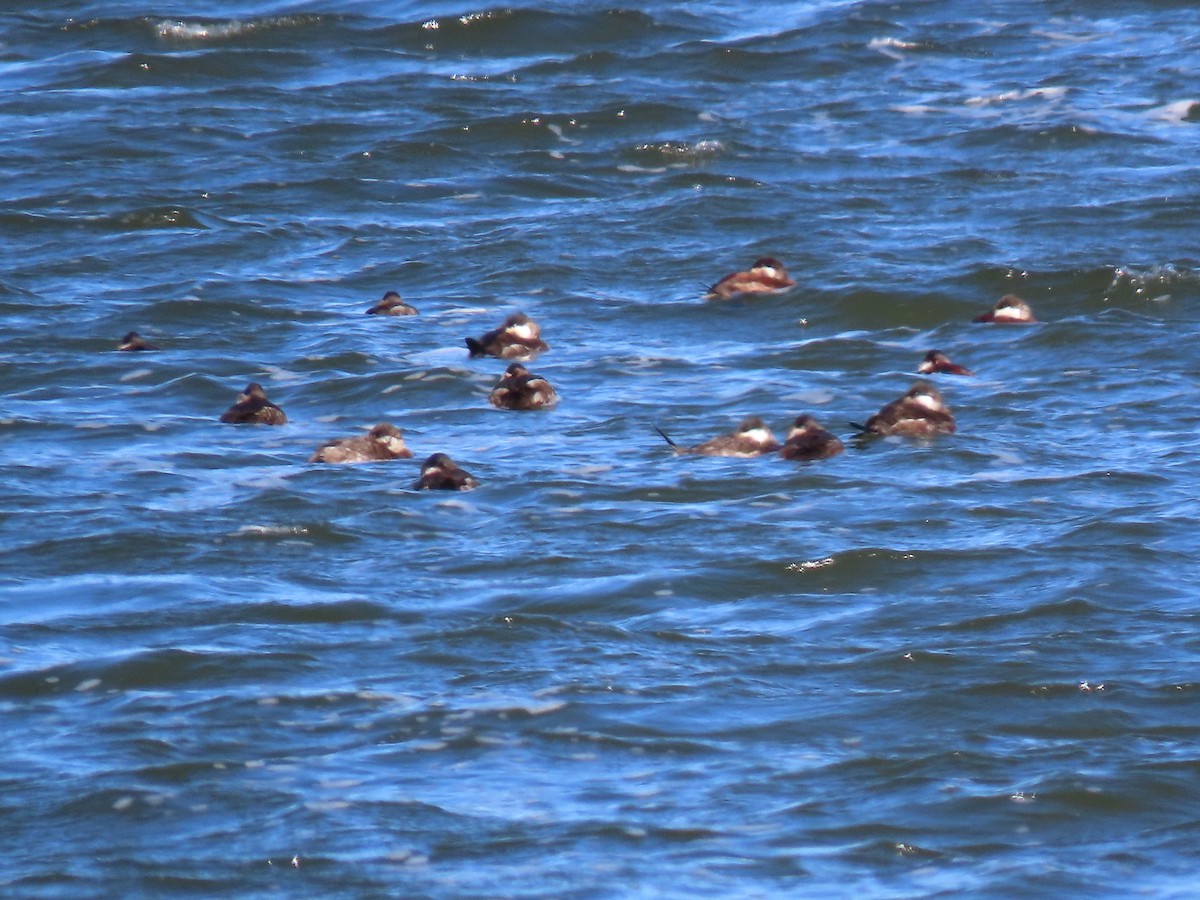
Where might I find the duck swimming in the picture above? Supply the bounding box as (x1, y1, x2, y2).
(973, 294, 1036, 324)
(656, 416, 781, 457)
(488, 363, 559, 410)
(413, 453, 479, 491)
(917, 350, 974, 376)
(219, 382, 287, 425)
(705, 257, 796, 300)
(860, 381, 955, 437)
(779, 415, 844, 461)
(366, 291, 419, 316)
(118, 331, 159, 351)
(309, 423, 413, 464)
(465, 312, 549, 360)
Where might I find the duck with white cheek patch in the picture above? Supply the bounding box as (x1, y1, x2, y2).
(973, 294, 1036, 324)
(859, 382, 956, 438)
(704, 257, 797, 300)
(655, 416, 781, 457)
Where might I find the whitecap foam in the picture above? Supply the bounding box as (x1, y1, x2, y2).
(1149, 99, 1199, 123)
(868, 36, 920, 60)
(965, 86, 1068, 106)
(154, 15, 317, 42)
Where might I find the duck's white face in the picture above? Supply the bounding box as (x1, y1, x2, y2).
(382, 436, 408, 453)
(507, 321, 537, 340)
(742, 426, 774, 445)
(917, 354, 945, 373)
(911, 392, 945, 412)
(753, 264, 779, 279)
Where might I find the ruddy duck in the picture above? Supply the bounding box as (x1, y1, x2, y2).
(705, 257, 796, 300)
(656, 416, 781, 457)
(779, 415, 844, 461)
(366, 291, 419, 316)
(917, 350, 974, 376)
(465, 312, 549, 360)
(973, 294, 1036, 324)
(219, 382, 287, 425)
(309, 423, 413, 464)
(412, 452, 479, 491)
(488, 363, 558, 410)
(860, 381, 955, 437)
(118, 331, 159, 351)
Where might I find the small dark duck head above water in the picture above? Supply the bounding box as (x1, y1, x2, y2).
(973, 294, 1036, 324)
(219, 382, 287, 425)
(366, 290, 419, 316)
(118, 331, 159, 351)
(413, 452, 479, 491)
(705, 257, 797, 300)
(917, 349, 974, 376)
(309, 423, 413, 464)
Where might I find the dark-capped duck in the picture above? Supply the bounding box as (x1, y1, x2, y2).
(219, 382, 287, 425)
(366, 291, 419, 316)
(118, 331, 159, 351)
(488, 363, 558, 410)
(656, 416, 781, 457)
(705, 257, 796, 300)
(917, 350, 974, 376)
(861, 381, 955, 437)
(465, 312, 549, 360)
(779, 415, 844, 461)
(973, 294, 1036, 324)
(412, 453, 479, 491)
(309, 423, 412, 464)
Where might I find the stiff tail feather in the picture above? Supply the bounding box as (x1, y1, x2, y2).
(652, 423, 679, 449)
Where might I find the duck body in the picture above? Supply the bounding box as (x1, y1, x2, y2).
(465, 313, 549, 360)
(779, 415, 844, 461)
(413, 453, 479, 491)
(705, 257, 796, 300)
(310, 423, 412, 464)
(488, 363, 558, 410)
(118, 331, 159, 351)
(661, 416, 781, 457)
(862, 382, 955, 437)
(366, 291, 419, 316)
(918, 350, 974, 376)
(219, 382, 287, 425)
(973, 294, 1036, 324)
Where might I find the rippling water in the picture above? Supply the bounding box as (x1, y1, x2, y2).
(4, 2, 1200, 896)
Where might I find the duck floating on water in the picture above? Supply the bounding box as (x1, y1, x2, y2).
(465, 312, 549, 360)
(488, 363, 558, 410)
(309, 423, 412, 464)
(365, 291, 419, 316)
(917, 350, 974, 376)
(859, 381, 955, 437)
(118, 331, 159, 351)
(413, 453, 479, 491)
(219, 382, 287, 425)
(656, 416, 781, 457)
(705, 257, 796, 300)
(779, 415, 844, 461)
(973, 294, 1036, 324)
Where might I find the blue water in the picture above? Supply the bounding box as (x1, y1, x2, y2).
(3, 2, 1200, 896)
